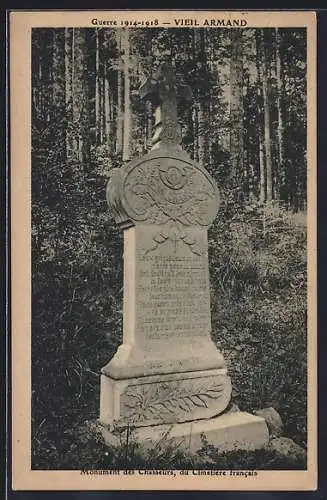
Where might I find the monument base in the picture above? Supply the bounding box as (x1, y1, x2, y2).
(98, 412, 269, 456)
(100, 368, 232, 427)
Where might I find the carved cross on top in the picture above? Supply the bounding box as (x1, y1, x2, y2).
(139, 63, 192, 149)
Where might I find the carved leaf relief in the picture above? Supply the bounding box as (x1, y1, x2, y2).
(120, 376, 231, 425)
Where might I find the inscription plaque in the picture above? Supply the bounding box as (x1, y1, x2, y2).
(137, 256, 210, 341)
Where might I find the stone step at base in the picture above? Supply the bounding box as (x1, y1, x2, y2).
(99, 411, 269, 456)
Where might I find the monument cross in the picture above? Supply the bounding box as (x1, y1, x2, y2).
(99, 61, 269, 455)
(139, 63, 192, 148)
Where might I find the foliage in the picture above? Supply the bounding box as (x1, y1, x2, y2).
(32, 27, 307, 209)
(32, 151, 123, 440)
(208, 201, 307, 446)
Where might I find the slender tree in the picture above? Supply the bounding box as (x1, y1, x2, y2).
(64, 28, 74, 158)
(115, 29, 124, 156)
(193, 29, 208, 168)
(229, 29, 244, 191)
(260, 30, 273, 202)
(95, 29, 101, 145)
(104, 59, 111, 144)
(275, 28, 285, 202)
(73, 29, 91, 163)
(255, 30, 266, 203)
(121, 29, 132, 162)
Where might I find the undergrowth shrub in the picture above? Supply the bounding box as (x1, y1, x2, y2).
(32, 154, 123, 464)
(209, 201, 307, 446)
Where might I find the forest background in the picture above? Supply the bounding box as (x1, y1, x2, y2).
(31, 27, 308, 469)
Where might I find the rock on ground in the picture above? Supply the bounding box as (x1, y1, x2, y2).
(254, 407, 283, 438)
(269, 437, 306, 461)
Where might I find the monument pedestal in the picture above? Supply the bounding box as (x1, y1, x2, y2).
(99, 411, 269, 456)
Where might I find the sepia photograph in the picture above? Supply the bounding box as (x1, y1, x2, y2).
(10, 10, 317, 491)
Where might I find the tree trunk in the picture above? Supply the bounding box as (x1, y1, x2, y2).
(192, 101, 199, 162)
(229, 29, 244, 191)
(275, 28, 285, 202)
(259, 132, 266, 203)
(99, 30, 105, 145)
(248, 164, 255, 201)
(72, 28, 90, 164)
(115, 29, 123, 156)
(38, 44, 43, 118)
(122, 29, 132, 162)
(197, 101, 206, 167)
(243, 73, 251, 201)
(260, 30, 273, 202)
(95, 29, 101, 145)
(32, 30, 44, 122)
(104, 61, 111, 144)
(64, 28, 73, 158)
(207, 30, 215, 166)
(146, 100, 153, 150)
(194, 30, 208, 168)
(256, 30, 266, 203)
(52, 30, 66, 155)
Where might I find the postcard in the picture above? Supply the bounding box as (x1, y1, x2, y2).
(10, 9, 317, 491)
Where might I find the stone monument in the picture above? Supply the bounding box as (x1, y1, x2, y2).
(99, 63, 268, 454)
